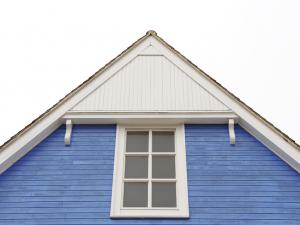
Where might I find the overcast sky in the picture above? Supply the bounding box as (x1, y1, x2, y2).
(0, 0, 299, 145)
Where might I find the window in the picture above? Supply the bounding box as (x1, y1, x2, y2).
(111, 125, 189, 218)
(123, 131, 176, 208)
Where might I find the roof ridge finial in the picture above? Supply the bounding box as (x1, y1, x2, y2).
(146, 30, 157, 36)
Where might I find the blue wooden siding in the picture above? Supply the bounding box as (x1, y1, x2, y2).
(0, 124, 299, 225)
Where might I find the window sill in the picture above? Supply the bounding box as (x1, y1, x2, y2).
(110, 210, 189, 218)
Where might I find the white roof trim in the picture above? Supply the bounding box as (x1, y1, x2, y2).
(0, 31, 299, 174)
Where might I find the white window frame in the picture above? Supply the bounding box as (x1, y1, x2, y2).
(110, 124, 189, 218)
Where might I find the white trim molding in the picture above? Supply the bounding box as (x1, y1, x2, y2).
(110, 124, 189, 218)
(64, 120, 73, 145)
(228, 119, 236, 145)
(63, 111, 238, 125)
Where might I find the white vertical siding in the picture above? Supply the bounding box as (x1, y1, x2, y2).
(70, 56, 230, 112)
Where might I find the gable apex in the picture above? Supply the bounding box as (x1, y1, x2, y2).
(146, 30, 158, 36)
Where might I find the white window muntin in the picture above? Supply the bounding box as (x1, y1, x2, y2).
(111, 124, 189, 218)
(122, 128, 177, 209)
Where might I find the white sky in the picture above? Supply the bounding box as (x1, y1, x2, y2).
(0, 0, 299, 145)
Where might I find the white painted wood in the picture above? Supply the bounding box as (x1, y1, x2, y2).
(110, 124, 189, 218)
(63, 111, 238, 125)
(70, 54, 230, 112)
(110, 124, 120, 217)
(228, 119, 236, 145)
(64, 120, 72, 145)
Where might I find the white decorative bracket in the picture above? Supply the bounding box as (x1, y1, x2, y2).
(64, 120, 72, 145)
(228, 119, 236, 145)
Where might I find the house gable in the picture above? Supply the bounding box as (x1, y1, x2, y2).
(0, 30, 299, 176)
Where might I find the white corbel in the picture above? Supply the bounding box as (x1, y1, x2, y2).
(64, 119, 72, 145)
(228, 119, 236, 145)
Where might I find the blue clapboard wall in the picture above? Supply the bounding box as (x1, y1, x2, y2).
(0, 124, 299, 225)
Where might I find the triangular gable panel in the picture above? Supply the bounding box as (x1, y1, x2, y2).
(70, 53, 230, 112)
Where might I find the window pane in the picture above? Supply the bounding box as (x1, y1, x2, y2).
(126, 131, 148, 152)
(152, 131, 174, 152)
(152, 156, 175, 178)
(125, 156, 148, 178)
(152, 182, 176, 207)
(123, 182, 148, 207)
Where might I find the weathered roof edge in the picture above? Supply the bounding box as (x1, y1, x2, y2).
(1, 30, 299, 152)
